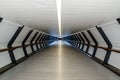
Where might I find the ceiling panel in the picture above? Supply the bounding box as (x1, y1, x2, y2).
(62, 0, 120, 35)
(0, 0, 58, 36)
(0, 0, 120, 36)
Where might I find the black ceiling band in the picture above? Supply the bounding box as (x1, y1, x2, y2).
(38, 33, 43, 49)
(39, 34, 45, 49)
(35, 33, 42, 50)
(78, 33, 85, 51)
(116, 18, 120, 24)
(43, 35, 47, 47)
(30, 32, 38, 52)
(75, 34, 81, 48)
(81, 32, 90, 53)
(0, 17, 3, 23)
(72, 35, 75, 46)
(22, 30, 33, 57)
(75, 34, 80, 48)
(87, 30, 98, 57)
(72, 35, 77, 47)
(42, 35, 46, 48)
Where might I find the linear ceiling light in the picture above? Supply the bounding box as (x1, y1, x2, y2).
(56, 0, 62, 36)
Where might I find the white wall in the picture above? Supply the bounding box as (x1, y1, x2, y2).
(25, 30, 38, 54)
(12, 27, 32, 46)
(14, 48, 25, 60)
(12, 27, 32, 60)
(81, 19, 120, 69)
(79, 32, 87, 51)
(32, 32, 40, 50)
(83, 30, 95, 55)
(79, 44, 83, 49)
(0, 19, 47, 69)
(99, 20, 120, 69)
(88, 28, 107, 61)
(88, 46, 94, 55)
(0, 19, 20, 48)
(0, 51, 11, 68)
(83, 30, 95, 45)
(0, 19, 21, 67)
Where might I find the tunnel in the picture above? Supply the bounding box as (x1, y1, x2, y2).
(0, 0, 120, 80)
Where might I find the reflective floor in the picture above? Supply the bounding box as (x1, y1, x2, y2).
(0, 41, 120, 80)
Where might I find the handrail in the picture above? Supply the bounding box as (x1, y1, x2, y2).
(90, 44, 120, 53)
(67, 40, 120, 53)
(0, 42, 40, 53)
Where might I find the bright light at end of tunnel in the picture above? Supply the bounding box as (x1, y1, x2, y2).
(56, 0, 62, 36)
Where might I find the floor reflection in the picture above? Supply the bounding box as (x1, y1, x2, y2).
(49, 40, 71, 46)
(0, 40, 119, 80)
(58, 40, 62, 80)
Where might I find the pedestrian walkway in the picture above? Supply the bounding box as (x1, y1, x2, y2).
(0, 41, 119, 80)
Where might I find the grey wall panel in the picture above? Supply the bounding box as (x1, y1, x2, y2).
(83, 30, 95, 54)
(89, 28, 106, 61)
(38, 44, 41, 49)
(80, 32, 87, 44)
(95, 48, 106, 61)
(100, 20, 120, 47)
(12, 27, 32, 46)
(0, 19, 20, 48)
(83, 30, 95, 45)
(83, 45, 87, 51)
(25, 30, 38, 53)
(109, 52, 120, 69)
(79, 32, 87, 51)
(26, 46, 32, 54)
(79, 44, 83, 49)
(13, 48, 25, 60)
(32, 32, 40, 43)
(0, 52, 11, 68)
(33, 45, 37, 51)
(99, 20, 120, 69)
(89, 28, 107, 47)
(88, 46, 94, 55)
(0, 19, 21, 68)
(32, 32, 41, 51)
(25, 30, 37, 44)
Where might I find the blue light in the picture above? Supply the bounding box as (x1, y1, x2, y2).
(49, 40, 71, 46)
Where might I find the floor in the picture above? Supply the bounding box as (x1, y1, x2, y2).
(0, 41, 120, 80)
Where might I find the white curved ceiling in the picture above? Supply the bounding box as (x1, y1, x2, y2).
(62, 0, 120, 35)
(0, 0, 58, 35)
(0, 0, 120, 36)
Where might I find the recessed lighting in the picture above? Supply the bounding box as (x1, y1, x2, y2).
(56, 0, 62, 36)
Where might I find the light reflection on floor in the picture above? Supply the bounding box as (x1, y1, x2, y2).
(0, 40, 120, 80)
(49, 40, 71, 46)
(58, 40, 62, 80)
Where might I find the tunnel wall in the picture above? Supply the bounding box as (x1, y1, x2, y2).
(0, 18, 57, 74)
(64, 18, 120, 75)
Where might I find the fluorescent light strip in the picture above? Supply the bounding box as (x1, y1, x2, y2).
(56, 0, 62, 36)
